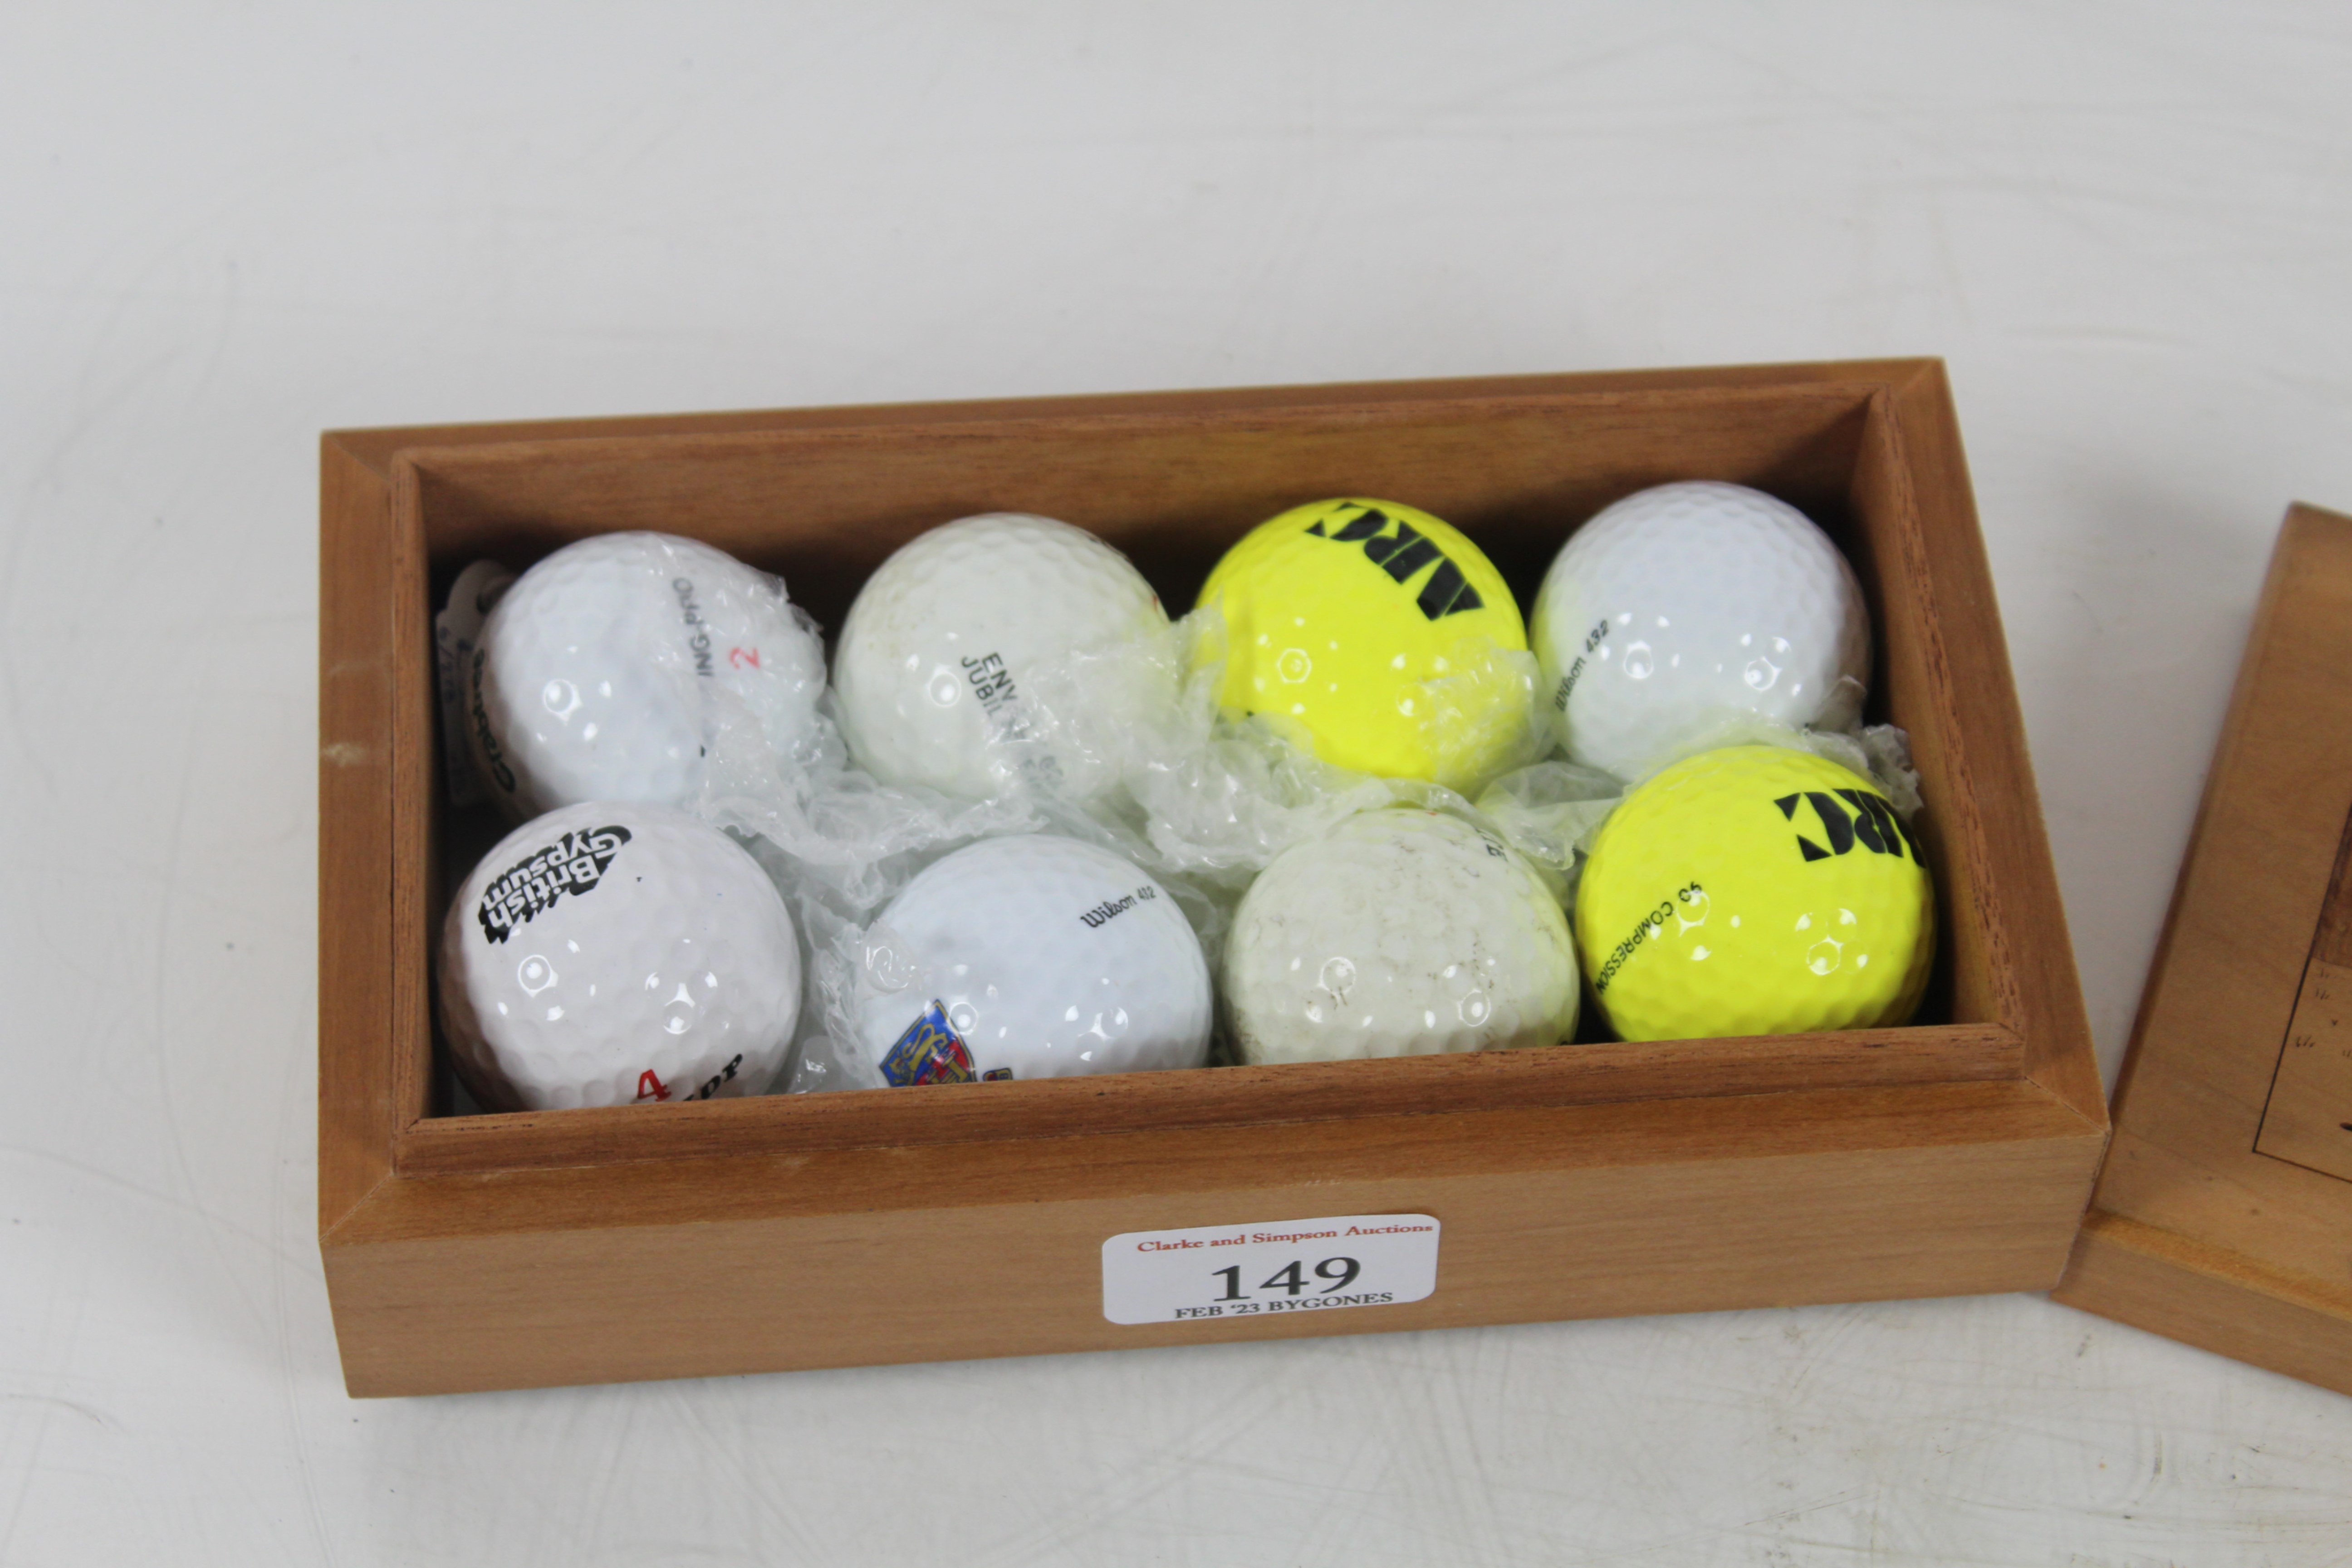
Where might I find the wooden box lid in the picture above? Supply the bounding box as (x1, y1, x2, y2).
(2057, 502, 2352, 1394)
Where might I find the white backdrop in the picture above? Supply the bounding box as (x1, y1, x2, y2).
(6, 3, 2352, 1563)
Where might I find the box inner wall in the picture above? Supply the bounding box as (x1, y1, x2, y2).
(401, 385, 1974, 1132)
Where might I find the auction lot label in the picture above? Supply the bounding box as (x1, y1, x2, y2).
(1101, 1214, 1440, 1326)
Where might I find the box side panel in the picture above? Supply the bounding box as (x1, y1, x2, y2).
(327, 360, 1934, 477)
(388, 373, 1959, 1167)
(403, 384, 1878, 635)
(1843, 390, 1979, 1034)
(391, 1024, 2021, 1175)
(386, 463, 438, 1132)
(328, 1082, 2103, 1395)
(2087, 505, 2352, 1289)
(2056, 1212, 2352, 1398)
(1877, 364, 2103, 1121)
(318, 439, 403, 1228)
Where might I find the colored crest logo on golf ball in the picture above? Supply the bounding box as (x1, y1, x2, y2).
(852, 834, 1213, 1082)
(1192, 498, 1535, 792)
(1574, 745, 1935, 1040)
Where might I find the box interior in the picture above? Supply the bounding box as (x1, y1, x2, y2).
(384, 377, 2003, 1166)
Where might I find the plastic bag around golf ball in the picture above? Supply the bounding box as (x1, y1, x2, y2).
(830, 513, 1181, 807)
(1189, 497, 1547, 797)
(1117, 607, 1417, 879)
(438, 801, 804, 1112)
(1530, 482, 1871, 782)
(1223, 808, 1579, 1065)
(1118, 604, 1551, 903)
(1470, 720, 1926, 907)
(465, 532, 828, 821)
(833, 833, 1214, 1088)
(433, 559, 517, 808)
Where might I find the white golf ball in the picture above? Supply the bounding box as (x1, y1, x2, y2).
(831, 514, 1174, 802)
(1530, 482, 1871, 779)
(439, 801, 803, 1112)
(467, 532, 827, 820)
(1223, 808, 1578, 1065)
(853, 834, 1213, 1083)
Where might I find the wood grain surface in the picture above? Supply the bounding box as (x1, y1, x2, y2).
(390, 1025, 2022, 1176)
(316, 438, 401, 1230)
(2063, 1212, 2352, 1398)
(2056, 504, 2352, 1389)
(2257, 799, 2352, 1181)
(329, 1078, 2100, 1396)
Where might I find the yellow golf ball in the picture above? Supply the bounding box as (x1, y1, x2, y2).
(1193, 498, 1533, 790)
(1575, 745, 1935, 1040)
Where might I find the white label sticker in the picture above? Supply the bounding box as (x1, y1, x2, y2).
(1100, 1214, 1440, 1326)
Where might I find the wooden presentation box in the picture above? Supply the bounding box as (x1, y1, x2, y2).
(318, 358, 2108, 1397)
(2056, 504, 2352, 1395)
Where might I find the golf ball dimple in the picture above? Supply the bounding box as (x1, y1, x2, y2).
(468, 532, 827, 820)
(438, 801, 804, 1112)
(831, 514, 1175, 803)
(1531, 482, 1871, 780)
(1192, 498, 1535, 793)
(852, 834, 1213, 1083)
(1574, 745, 1935, 1041)
(1223, 808, 1579, 1064)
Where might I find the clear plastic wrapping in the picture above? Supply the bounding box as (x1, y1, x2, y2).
(454, 532, 829, 822)
(434, 506, 1928, 1103)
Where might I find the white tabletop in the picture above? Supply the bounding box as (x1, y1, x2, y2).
(7, 4, 2352, 1563)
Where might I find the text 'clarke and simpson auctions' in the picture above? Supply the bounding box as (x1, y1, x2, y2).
(1136, 1221, 1435, 1252)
